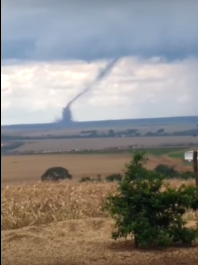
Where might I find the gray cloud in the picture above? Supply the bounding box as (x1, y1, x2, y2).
(1, 0, 198, 62)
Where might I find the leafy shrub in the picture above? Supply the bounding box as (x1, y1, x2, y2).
(154, 164, 178, 178)
(41, 167, 72, 182)
(180, 171, 195, 179)
(79, 176, 92, 183)
(105, 174, 122, 182)
(79, 175, 102, 183)
(104, 151, 198, 248)
(155, 164, 195, 179)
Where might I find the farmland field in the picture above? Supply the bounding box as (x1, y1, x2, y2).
(1, 149, 192, 185)
(1, 147, 198, 265)
(10, 136, 198, 152)
(1, 180, 198, 265)
(1, 153, 131, 184)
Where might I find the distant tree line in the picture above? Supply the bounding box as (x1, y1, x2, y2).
(1, 127, 198, 142)
(41, 164, 195, 183)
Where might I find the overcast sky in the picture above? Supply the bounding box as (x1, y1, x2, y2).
(1, 0, 198, 125)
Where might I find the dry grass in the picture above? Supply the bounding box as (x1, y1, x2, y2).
(2, 179, 198, 265)
(1, 182, 112, 230)
(1, 179, 197, 231)
(2, 218, 198, 265)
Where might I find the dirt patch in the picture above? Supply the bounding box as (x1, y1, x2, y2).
(1, 218, 198, 265)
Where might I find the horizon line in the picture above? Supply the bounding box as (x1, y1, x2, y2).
(1, 115, 198, 127)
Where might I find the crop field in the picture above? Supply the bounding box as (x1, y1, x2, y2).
(1, 180, 198, 265)
(1, 149, 192, 185)
(2, 180, 196, 230)
(1, 153, 130, 184)
(12, 136, 198, 152)
(1, 148, 198, 265)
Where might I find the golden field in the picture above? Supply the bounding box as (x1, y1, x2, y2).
(1, 182, 113, 230)
(1, 180, 197, 231)
(1, 180, 198, 265)
(1, 153, 131, 184)
(1, 152, 191, 185)
(1, 151, 198, 265)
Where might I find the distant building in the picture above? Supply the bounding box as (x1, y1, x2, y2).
(184, 150, 198, 162)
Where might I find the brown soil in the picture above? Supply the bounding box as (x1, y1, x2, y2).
(1, 218, 198, 265)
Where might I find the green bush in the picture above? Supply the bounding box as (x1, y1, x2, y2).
(180, 171, 195, 179)
(154, 164, 195, 179)
(104, 151, 198, 248)
(105, 174, 122, 182)
(41, 167, 72, 182)
(79, 176, 93, 183)
(154, 164, 178, 178)
(79, 175, 102, 183)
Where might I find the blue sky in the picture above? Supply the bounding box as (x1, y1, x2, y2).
(1, 0, 198, 124)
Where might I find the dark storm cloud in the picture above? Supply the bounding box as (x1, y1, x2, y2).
(1, 0, 198, 62)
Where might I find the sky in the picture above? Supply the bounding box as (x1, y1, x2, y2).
(1, 0, 198, 125)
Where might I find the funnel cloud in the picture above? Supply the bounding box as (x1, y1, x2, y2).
(59, 58, 118, 126)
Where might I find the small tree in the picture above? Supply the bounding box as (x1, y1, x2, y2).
(105, 173, 122, 182)
(154, 164, 179, 178)
(41, 167, 72, 182)
(104, 151, 198, 248)
(180, 171, 195, 179)
(79, 176, 92, 183)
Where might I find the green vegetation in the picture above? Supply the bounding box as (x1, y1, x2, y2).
(104, 152, 198, 248)
(79, 174, 122, 183)
(79, 175, 102, 183)
(154, 164, 178, 178)
(145, 148, 186, 156)
(105, 173, 122, 182)
(79, 176, 93, 183)
(1, 126, 197, 142)
(41, 167, 72, 182)
(77, 159, 196, 184)
(168, 151, 184, 159)
(154, 164, 194, 179)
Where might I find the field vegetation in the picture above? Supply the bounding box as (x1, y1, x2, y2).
(1, 149, 194, 184)
(2, 136, 198, 155)
(1, 179, 197, 231)
(1, 151, 198, 265)
(2, 123, 197, 139)
(1, 122, 197, 155)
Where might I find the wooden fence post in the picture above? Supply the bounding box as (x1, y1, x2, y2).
(193, 150, 198, 188)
